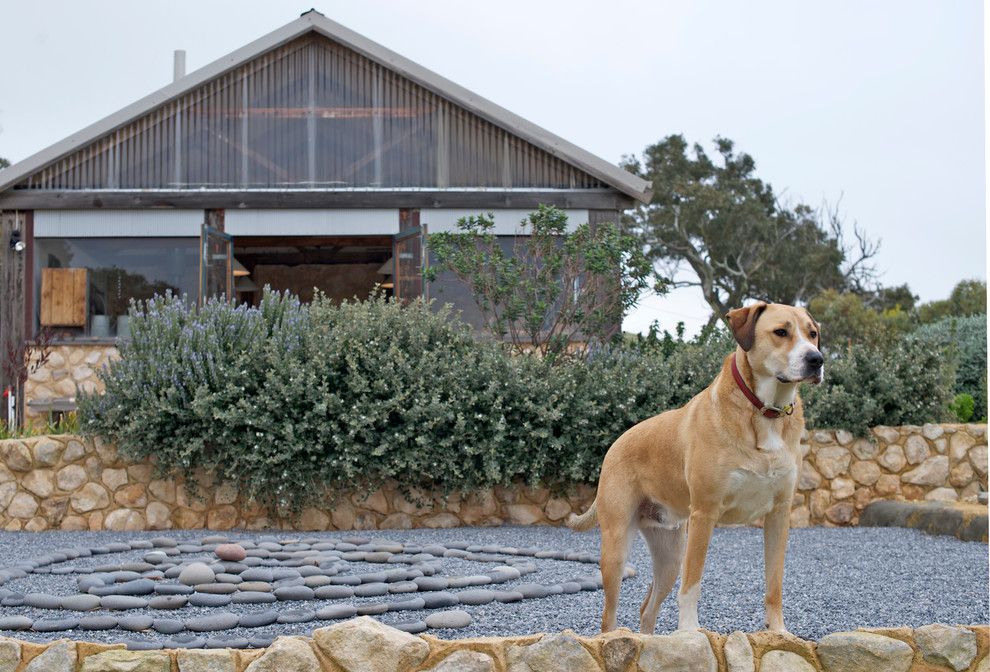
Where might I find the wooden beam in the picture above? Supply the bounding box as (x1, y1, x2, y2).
(0, 190, 635, 211)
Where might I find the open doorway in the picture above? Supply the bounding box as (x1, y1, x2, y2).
(232, 236, 395, 306)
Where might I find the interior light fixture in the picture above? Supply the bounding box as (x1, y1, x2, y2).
(232, 258, 250, 277)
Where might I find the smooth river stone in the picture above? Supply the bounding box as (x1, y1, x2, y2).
(215, 544, 247, 562)
(232, 591, 277, 604)
(456, 589, 496, 605)
(353, 582, 389, 597)
(33, 617, 79, 632)
(206, 637, 250, 649)
(79, 615, 119, 630)
(421, 592, 459, 609)
(316, 604, 358, 620)
(119, 615, 155, 631)
(178, 562, 215, 586)
(149, 595, 188, 610)
(356, 603, 389, 615)
(238, 610, 279, 628)
(303, 575, 334, 588)
(388, 581, 419, 594)
(24, 593, 62, 609)
(274, 585, 314, 601)
(151, 537, 179, 547)
(388, 597, 426, 611)
(0, 616, 32, 630)
(61, 594, 102, 611)
(494, 591, 525, 603)
(194, 583, 237, 594)
(239, 568, 274, 582)
(314, 585, 354, 599)
(153, 618, 186, 634)
(425, 609, 473, 629)
(394, 620, 428, 634)
(276, 609, 316, 624)
(238, 581, 273, 593)
(166, 635, 207, 649)
(155, 584, 194, 595)
(188, 593, 232, 607)
(185, 612, 240, 632)
(101, 595, 150, 610)
(413, 576, 449, 591)
(125, 640, 163, 651)
(215, 573, 243, 584)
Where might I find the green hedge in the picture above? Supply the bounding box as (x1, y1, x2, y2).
(912, 315, 987, 420)
(80, 291, 959, 509)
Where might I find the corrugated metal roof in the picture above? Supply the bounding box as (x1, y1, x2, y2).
(0, 11, 651, 202)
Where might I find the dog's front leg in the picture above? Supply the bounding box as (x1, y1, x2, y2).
(762, 502, 791, 632)
(676, 508, 717, 631)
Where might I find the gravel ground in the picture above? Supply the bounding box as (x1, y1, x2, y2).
(0, 525, 986, 647)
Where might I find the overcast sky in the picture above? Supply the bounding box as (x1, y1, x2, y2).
(1, 1, 984, 334)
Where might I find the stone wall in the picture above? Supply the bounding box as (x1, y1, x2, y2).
(0, 424, 986, 533)
(0, 618, 986, 672)
(24, 344, 117, 423)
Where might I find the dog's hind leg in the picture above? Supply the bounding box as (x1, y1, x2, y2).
(638, 523, 687, 634)
(597, 490, 638, 633)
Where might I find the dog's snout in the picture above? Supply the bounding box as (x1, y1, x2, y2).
(804, 350, 824, 368)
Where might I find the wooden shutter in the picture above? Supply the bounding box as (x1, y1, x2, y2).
(40, 268, 88, 326)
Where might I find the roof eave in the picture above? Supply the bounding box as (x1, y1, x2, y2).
(0, 12, 651, 203)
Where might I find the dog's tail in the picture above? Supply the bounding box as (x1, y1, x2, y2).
(566, 499, 598, 532)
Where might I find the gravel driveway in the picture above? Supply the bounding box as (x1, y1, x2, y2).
(0, 525, 985, 647)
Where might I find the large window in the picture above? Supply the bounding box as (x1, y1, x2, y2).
(34, 238, 198, 338)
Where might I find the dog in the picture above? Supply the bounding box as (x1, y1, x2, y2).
(567, 301, 823, 634)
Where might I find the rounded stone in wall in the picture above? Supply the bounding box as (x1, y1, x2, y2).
(904, 435, 931, 465)
(71, 483, 110, 513)
(850, 460, 881, 486)
(104, 509, 147, 531)
(7, 492, 39, 519)
(56, 465, 88, 492)
(878, 445, 906, 473)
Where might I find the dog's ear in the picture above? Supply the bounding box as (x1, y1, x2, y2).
(726, 302, 768, 351)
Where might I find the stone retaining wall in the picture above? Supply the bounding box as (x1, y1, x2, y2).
(0, 424, 986, 532)
(0, 618, 986, 672)
(23, 345, 117, 423)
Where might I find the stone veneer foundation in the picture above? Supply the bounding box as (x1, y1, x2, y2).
(0, 424, 985, 532)
(23, 345, 118, 423)
(0, 618, 986, 672)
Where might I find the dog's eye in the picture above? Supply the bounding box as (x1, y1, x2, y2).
(773, 328, 788, 337)
(810, 330, 818, 339)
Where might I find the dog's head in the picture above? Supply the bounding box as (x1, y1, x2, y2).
(726, 302, 823, 385)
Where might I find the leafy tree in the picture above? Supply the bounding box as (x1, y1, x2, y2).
(808, 289, 911, 348)
(427, 205, 665, 360)
(917, 279, 986, 324)
(860, 283, 917, 313)
(0, 157, 9, 170)
(623, 135, 878, 328)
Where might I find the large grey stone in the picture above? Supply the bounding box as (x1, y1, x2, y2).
(178, 562, 215, 586)
(244, 637, 319, 672)
(914, 624, 978, 671)
(456, 589, 496, 605)
(315, 604, 358, 620)
(425, 650, 496, 672)
(0, 638, 20, 672)
(817, 632, 913, 672)
(637, 630, 716, 672)
(723, 631, 754, 672)
(185, 612, 240, 632)
(101, 595, 149, 610)
(176, 648, 236, 672)
(25, 640, 75, 672)
(80, 650, 171, 672)
(761, 650, 816, 672)
(601, 633, 641, 672)
(507, 632, 600, 672)
(425, 609, 473, 629)
(313, 616, 430, 672)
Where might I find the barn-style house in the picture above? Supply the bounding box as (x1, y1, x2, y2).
(0, 10, 650, 424)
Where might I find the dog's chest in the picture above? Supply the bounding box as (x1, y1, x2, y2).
(720, 459, 796, 524)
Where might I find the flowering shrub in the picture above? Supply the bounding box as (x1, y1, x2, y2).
(79, 290, 959, 509)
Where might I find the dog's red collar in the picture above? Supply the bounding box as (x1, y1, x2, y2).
(731, 355, 793, 419)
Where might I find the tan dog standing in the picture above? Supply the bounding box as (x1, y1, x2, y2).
(567, 302, 823, 634)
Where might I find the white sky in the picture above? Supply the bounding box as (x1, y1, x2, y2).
(0, 1, 984, 335)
